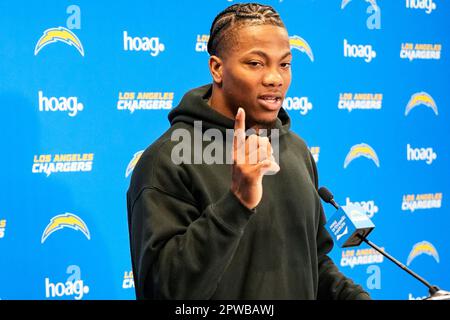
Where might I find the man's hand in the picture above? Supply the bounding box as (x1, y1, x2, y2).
(231, 108, 280, 210)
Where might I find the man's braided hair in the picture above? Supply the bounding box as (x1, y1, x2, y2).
(207, 3, 286, 57)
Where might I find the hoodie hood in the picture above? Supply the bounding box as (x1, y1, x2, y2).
(168, 84, 291, 136)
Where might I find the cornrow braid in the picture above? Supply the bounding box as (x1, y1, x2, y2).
(207, 3, 285, 56)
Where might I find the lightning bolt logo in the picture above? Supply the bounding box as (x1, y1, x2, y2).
(341, 0, 379, 11)
(41, 213, 90, 243)
(405, 92, 438, 116)
(407, 241, 440, 266)
(125, 150, 144, 178)
(344, 143, 380, 168)
(289, 36, 314, 62)
(336, 226, 349, 241)
(34, 27, 84, 56)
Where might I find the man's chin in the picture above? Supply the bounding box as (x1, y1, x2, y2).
(243, 107, 280, 130)
(247, 117, 278, 131)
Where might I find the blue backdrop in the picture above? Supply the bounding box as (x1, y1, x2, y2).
(0, 0, 449, 300)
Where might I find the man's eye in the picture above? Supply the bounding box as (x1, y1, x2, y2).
(281, 62, 291, 68)
(248, 61, 263, 67)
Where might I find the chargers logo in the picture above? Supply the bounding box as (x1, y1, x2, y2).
(126, 151, 144, 178)
(195, 34, 209, 52)
(405, 92, 438, 116)
(400, 43, 441, 61)
(32, 153, 94, 177)
(336, 226, 349, 241)
(338, 93, 383, 111)
(122, 271, 135, 289)
(402, 193, 442, 212)
(289, 36, 314, 62)
(309, 146, 320, 163)
(406, 241, 440, 266)
(344, 143, 380, 168)
(41, 213, 90, 243)
(34, 27, 84, 56)
(341, 0, 379, 11)
(0, 219, 6, 239)
(118, 92, 174, 113)
(341, 248, 383, 268)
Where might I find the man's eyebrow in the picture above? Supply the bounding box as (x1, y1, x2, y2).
(280, 51, 293, 60)
(245, 50, 292, 60)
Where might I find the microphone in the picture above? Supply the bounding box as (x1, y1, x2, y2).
(319, 186, 374, 248)
(318, 187, 339, 210)
(318, 186, 449, 300)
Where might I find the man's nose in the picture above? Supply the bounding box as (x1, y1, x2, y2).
(262, 68, 283, 87)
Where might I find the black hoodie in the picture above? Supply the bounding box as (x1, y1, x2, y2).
(127, 84, 370, 300)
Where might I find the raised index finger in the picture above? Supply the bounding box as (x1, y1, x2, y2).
(234, 107, 246, 143)
(234, 107, 246, 132)
(233, 107, 246, 161)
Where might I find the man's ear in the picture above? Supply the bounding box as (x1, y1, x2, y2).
(209, 55, 223, 85)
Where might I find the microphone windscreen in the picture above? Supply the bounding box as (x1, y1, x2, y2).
(318, 186, 334, 203)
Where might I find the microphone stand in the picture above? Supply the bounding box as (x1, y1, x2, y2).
(318, 187, 449, 300)
(356, 234, 450, 300)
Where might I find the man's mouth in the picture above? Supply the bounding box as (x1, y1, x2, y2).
(258, 95, 283, 110)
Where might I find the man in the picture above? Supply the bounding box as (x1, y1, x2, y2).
(127, 3, 371, 300)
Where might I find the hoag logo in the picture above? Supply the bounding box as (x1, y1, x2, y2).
(123, 31, 165, 56)
(406, 0, 437, 14)
(407, 144, 437, 164)
(345, 197, 379, 218)
(283, 96, 313, 115)
(45, 265, 89, 300)
(344, 39, 376, 63)
(38, 90, 84, 117)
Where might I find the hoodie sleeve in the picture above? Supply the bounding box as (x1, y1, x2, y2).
(308, 152, 371, 300)
(128, 185, 253, 300)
